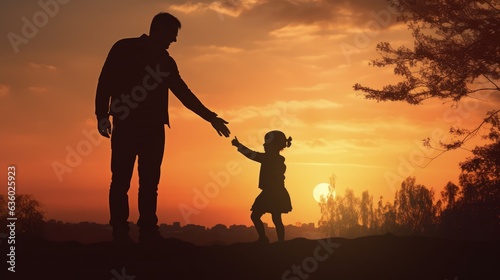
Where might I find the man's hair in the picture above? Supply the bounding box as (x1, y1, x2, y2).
(150, 12, 181, 34)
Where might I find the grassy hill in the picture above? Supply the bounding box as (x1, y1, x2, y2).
(2, 234, 499, 279)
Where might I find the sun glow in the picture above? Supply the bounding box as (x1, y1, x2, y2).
(313, 183, 335, 203)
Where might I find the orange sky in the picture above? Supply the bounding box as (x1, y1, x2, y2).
(1, 0, 498, 228)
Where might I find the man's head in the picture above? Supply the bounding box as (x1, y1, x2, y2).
(150, 12, 181, 49)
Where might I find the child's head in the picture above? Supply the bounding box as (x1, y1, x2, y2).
(263, 130, 292, 152)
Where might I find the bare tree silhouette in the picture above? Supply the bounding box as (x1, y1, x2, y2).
(0, 194, 45, 238)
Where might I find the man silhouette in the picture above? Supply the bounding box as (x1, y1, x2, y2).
(95, 12, 230, 244)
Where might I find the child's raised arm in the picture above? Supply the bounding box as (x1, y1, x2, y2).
(231, 136, 241, 147)
(231, 136, 262, 162)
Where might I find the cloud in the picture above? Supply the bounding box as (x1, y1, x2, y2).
(278, 99, 343, 110)
(314, 118, 428, 136)
(196, 45, 244, 54)
(300, 137, 330, 148)
(296, 54, 330, 62)
(28, 86, 48, 93)
(249, 0, 398, 26)
(269, 24, 322, 38)
(211, 0, 261, 17)
(290, 161, 388, 169)
(314, 122, 371, 133)
(298, 99, 336, 112)
(291, 137, 385, 156)
(169, 0, 399, 28)
(29, 62, 57, 71)
(190, 45, 245, 62)
(0, 84, 10, 97)
(170, 0, 261, 17)
(225, 99, 343, 122)
(170, 2, 207, 13)
(286, 83, 332, 91)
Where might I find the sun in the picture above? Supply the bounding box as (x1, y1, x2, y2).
(313, 183, 335, 203)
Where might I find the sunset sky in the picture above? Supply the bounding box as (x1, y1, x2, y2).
(1, 0, 498, 229)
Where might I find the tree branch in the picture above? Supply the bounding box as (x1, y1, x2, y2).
(482, 74, 500, 90)
(417, 109, 500, 168)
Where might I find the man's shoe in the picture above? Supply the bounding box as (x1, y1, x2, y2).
(254, 236, 269, 245)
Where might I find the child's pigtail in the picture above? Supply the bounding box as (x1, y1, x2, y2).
(286, 136, 292, 148)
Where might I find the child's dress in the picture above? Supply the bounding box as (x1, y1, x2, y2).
(236, 144, 293, 213)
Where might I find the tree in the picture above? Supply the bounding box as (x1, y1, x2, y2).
(353, 0, 500, 152)
(441, 181, 460, 208)
(318, 176, 340, 237)
(352, 0, 499, 239)
(0, 194, 45, 238)
(459, 115, 500, 203)
(394, 177, 436, 235)
(337, 189, 361, 236)
(359, 190, 374, 234)
(379, 197, 397, 234)
(354, 0, 499, 104)
(210, 224, 228, 232)
(456, 116, 500, 238)
(319, 188, 362, 238)
(373, 196, 385, 233)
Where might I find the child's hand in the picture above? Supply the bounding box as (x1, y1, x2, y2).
(231, 136, 240, 147)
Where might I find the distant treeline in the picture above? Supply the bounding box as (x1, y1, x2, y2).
(41, 220, 323, 245)
(319, 131, 499, 241)
(319, 176, 499, 240)
(0, 195, 322, 244)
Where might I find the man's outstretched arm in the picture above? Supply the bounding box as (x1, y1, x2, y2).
(167, 60, 230, 137)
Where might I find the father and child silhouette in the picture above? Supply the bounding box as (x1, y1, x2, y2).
(95, 12, 293, 245)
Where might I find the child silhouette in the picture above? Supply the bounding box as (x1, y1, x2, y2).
(232, 130, 293, 243)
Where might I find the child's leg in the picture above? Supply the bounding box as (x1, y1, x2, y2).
(272, 213, 285, 241)
(251, 211, 267, 240)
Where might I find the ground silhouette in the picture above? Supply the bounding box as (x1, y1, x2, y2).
(1, 234, 498, 279)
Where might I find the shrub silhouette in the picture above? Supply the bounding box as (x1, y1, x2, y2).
(0, 194, 45, 238)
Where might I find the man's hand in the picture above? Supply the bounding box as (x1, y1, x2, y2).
(97, 117, 112, 138)
(210, 117, 230, 137)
